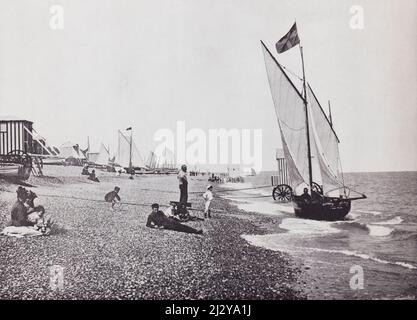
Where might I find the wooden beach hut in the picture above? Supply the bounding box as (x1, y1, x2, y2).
(271, 148, 290, 186)
(0, 117, 34, 180)
(271, 148, 292, 202)
(0, 117, 34, 155)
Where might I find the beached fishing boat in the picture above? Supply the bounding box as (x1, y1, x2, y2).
(0, 152, 32, 180)
(261, 24, 366, 221)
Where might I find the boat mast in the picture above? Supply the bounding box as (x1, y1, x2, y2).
(300, 45, 313, 189)
(328, 100, 333, 127)
(129, 128, 133, 171)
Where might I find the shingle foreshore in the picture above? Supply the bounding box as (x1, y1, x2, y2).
(0, 166, 304, 299)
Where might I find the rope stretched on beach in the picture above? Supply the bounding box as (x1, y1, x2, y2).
(77, 185, 271, 195)
(193, 185, 271, 194)
(137, 185, 272, 194)
(1, 184, 273, 215)
(1, 189, 231, 214)
(220, 194, 271, 199)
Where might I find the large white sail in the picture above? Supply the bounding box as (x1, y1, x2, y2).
(261, 42, 311, 192)
(307, 84, 342, 195)
(115, 130, 145, 168)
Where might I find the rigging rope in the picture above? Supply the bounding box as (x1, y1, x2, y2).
(279, 119, 305, 132)
(279, 63, 303, 82)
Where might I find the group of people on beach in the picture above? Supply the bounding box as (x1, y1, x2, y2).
(2, 163, 213, 238)
(82, 164, 100, 182)
(146, 164, 214, 234)
(5, 186, 53, 235)
(104, 164, 214, 235)
(177, 164, 213, 218)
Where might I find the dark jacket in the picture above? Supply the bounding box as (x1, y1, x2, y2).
(10, 201, 30, 227)
(105, 191, 121, 202)
(146, 210, 169, 228)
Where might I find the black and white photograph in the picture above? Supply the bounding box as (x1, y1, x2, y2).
(0, 0, 416, 309)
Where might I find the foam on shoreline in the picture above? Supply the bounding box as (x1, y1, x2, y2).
(242, 233, 417, 270)
(366, 225, 393, 237)
(374, 216, 403, 225)
(279, 218, 340, 235)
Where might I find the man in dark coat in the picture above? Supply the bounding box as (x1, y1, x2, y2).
(146, 203, 202, 234)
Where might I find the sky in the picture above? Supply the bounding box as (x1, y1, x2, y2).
(0, 0, 416, 172)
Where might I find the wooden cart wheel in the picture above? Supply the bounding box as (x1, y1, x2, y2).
(272, 184, 293, 203)
(7, 150, 32, 166)
(311, 182, 323, 195)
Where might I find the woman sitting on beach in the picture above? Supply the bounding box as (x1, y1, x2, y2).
(10, 187, 31, 227)
(88, 169, 100, 182)
(81, 164, 90, 175)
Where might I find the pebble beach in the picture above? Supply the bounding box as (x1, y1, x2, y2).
(0, 166, 304, 300)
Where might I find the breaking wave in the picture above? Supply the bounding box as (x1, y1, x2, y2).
(242, 234, 417, 270)
(374, 216, 404, 225)
(279, 218, 340, 235)
(366, 225, 393, 237)
(356, 210, 382, 215)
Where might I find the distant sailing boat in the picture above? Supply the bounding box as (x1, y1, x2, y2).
(115, 130, 145, 170)
(155, 147, 177, 174)
(261, 23, 366, 220)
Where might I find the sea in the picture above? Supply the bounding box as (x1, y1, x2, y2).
(221, 171, 417, 299)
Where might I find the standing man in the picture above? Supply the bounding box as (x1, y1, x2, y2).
(178, 164, 188, 204)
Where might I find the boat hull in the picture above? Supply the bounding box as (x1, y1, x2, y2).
(0, 163, 31, 180)
(292, 197, 351, 221)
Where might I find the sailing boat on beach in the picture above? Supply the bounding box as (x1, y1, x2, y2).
(114, 130, 145, 170)
(261, 23, 366, 220)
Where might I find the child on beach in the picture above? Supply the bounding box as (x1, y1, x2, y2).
(164, 202, 177, 219)
(202, 185, 213, 218)
(105, 187, 121, 210)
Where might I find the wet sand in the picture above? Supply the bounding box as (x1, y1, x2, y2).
(0, 166, 304, 299)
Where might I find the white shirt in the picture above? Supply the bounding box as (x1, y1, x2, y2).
(177, 171, 187, 185)
(164, 207, 175, 217)
(203, 190, 213, 201)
